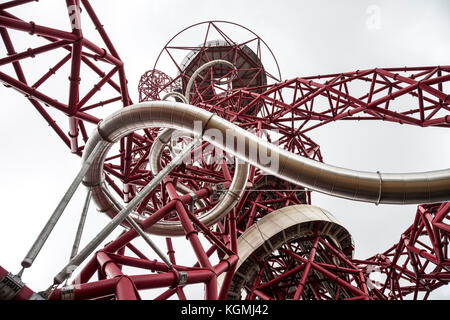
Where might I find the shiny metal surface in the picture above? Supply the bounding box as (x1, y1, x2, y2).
(220, 204, 354, 299)
(82, 101, 450, 231)
(161, 91, 187, 103)
(184, 59, 236, 102)
(179, 39, 267, 91)
(143, 82, 250, 235)
(147, 127, 249, 235)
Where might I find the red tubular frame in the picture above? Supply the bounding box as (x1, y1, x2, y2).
(0, 0, 129, 155)
(355, 203, 450, 300)
(0, 2, 448, 300)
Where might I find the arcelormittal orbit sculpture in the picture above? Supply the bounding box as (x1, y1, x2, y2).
(0, 1, 448, 300)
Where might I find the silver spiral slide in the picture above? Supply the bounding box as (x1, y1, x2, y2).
(82, 101, 450, 234)
(148, 127, 249, 235)
(140, 59, 247, 235)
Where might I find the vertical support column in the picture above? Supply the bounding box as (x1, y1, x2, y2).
(66, 0, 83, 153)
(165, 180, 218, 299)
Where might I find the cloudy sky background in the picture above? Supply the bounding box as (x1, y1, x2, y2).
(0, 0, 449, 299)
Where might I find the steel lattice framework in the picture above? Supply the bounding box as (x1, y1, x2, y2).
(0, 1, 448, 301)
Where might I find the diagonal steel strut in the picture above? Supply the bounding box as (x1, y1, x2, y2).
(53, 137, 199, 285)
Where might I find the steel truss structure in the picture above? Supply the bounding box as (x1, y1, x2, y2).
(0, 1, 448, 300)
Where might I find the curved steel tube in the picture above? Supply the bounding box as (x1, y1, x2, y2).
(184, 59, 236, 102)
(149, 128, 203, 203)
(161, 91, 187, 103)
(82, 102, 450, 231)
(145, 89, 249, 235)
(156, 91, 199, 204)
(218, 204, 354, 299)
(148, 128, 249, 235)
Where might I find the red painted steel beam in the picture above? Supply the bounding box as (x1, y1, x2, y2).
(32, 53, 72, 89)
(0, 0, 448, 300)
(73, 200, 177, 284)
(0, 0, 37, 10)
(0, 70, 101, 124)
(0, 28, 72, 148)
(285, 249, 370, 299)
(115, 276, 140, 300)
(0, 266, 39, 300)
(0, 40, 70, 66)
(131, 270, 213, 290)
(0, 14, 78, 41)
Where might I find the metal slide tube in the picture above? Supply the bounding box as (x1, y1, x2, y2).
(82, 102, 450, 208)
(153, 92, 209, 212)
(184, 59, 235, 102)
(53, 137, 199, 285)
(149, 128, 200, 198)
(148, 128, 249, 235)
(145, 61, 244, 235)
(161, 91, 187, 103)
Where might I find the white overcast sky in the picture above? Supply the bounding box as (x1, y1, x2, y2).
(0, 0, 449, 299)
